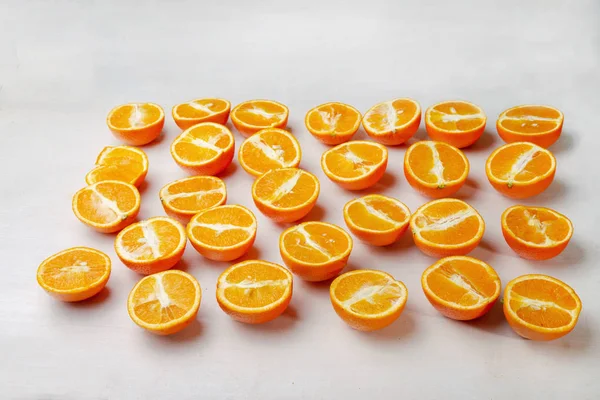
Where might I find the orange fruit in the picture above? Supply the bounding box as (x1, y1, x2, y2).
(330, 269, 408, 331)
(252, 168, 320, 223)
(231, 99, 289, 137)
(343, 195, 410, 246)
(170, 122, 235, 176)
(321, 141, 388, 190)
(501, 205, 573, 260)
(172, 98, 231, 130)
(421, 256, 501, 320)
(72, 180, 141, 233)
(216, 260, 293, 324)
(410, 198, 485, 257)
(404, 141, 469, 198)
(503, 274, 582, 341)
(37, 247, 111, 302)
(279, 221, 352, 282)
(115, 217, 187, 275)
(425, 100, 486, 148)
(238, 128, 301, 177)
(305, 102, 362, 145)
(159, 176, 227, 223)
(497, 105, 564, 148)
(485, 142, 556, 199)
(127, 270, 201, 335)
(106, 102, 165, 146)
(187, 205, 257, 262)
(85, 145, 148, 188)
(362, 98, 421, 145)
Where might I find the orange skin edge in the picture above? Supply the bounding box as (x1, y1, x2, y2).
(322, 158, 387, 191)
(496, 118, 563, 149)
(364, 113, 421, 146)
(161, 193, 227, 225)
(488, 169, 555, 199)
(118, 245, 186, 275)
(188, 233, 256, 262)
(173, 145, 235, 176)
(343, 214, 409, 247)
(232, 115, 289, 137)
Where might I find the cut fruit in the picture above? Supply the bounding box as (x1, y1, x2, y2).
(497, 105, 564, 148)
(330, 269, 408, 331)
(305, 102, 362, 145)
(37, 247, 111, 302)
(159, 176, 226, 223)
(280, 221, 352, 282)
(115, 217, 187, 275)
(486, 142, 556, 199)
(216, 260, 293, 324)
(362, 98, 421, 145)
(187, 205, 257, 262)
(72, 180, 141, 233)
(501, 205, 573, 260)
(410, 198, 485, 257)
(107, 102, 165, 146)
(85, 145, 149, 187)
(421, 256, 501, 320)
(172, 98, 231, 130)
(503, 274, 582, 341)
(252, 168, 320, 223)
(127, 270, 201, 335)
(238, 128, 301, 177)
(321, 141, 388, 190)
(425, 100, 486, 148)
(231, 99, 289, 137)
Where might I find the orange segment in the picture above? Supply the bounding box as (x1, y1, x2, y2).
(231, 100, 289, 137)
(425, 100, 486, 148)
(172, 98, 231, 129)
(362, 98, 421, 145)
(159, 176, 226, 223)
(497, 105, 564, 148)
(305, 102, 362, 145)
(106, 102, 165, 146)
(321, 141, 388, 190)
(238, 128, 301, 177)
(85, 145, 148, 187)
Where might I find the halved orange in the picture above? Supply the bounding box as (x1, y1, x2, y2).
(497, 105, 564, 148)
(425, 100, 486, 148)
(238, 128, 301, 177)
(127, 270, 201, 335)
(330, 269, 408, 331)
(504, 274, 582, 341)
(115, 217, 187, 275)
(172, 98, 231, 129)
(72, 180, 141, 233)
(159, 176, 226, 223)
(37, 247, 111, 302)
(486, 142, 556, 199)
(305, 102, 362, 145)
(216, 260, 293, 324)
(187, 205, 257, 261)
(421, 256, 501, 320)
(279, 221, 352, 282)
(107, 102, 165, 146)
(85, 145, 148, 187)
(231, 99, 289, 137)
(362, 98, 421, 145)
(252, 168, 319, 223)
(321, 141, 388, 190)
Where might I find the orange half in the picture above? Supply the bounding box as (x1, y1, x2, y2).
(172, 98, 231, 129)
(231, 100, 289, 137)
(238, 128, 301, 177)
(305, 102, 362, 145)
(107, 102, 165, 146)
(362, 98, 421, 145)
(425, 100, 486, 148)
(85, 145, 148, 187)
(159, 176, 227, 223)
(497, 105, 564, 148)
(321, 141, 388, 190)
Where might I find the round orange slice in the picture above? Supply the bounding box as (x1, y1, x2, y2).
(115, 217, 187, 275)
(37, 247, 111, 302)
(362, 98, 421, 145)
(421, 256, 501, 320)
(410, 198, 485, 257)
(497, 105, 564, 148)
(85, 145, 148, 187)
(503, 274, 582, 341)
(231, 99, 289, 137)
(425, 100, 486, 148)
(127, 270, 201, 335)
(330, 269, 408, 331)
(252, 168, 320, 223)
(172, 98, 231, 130)
(305, 102, 362, 145)
(187, 205, 257, 262)
(72, 180, 141, 233)
(216, 260, 293, 324)
(107, 102, 165, 146)
(279, 221, 352, 282)
(159, 176, 227, 223)
(485, 142, 556, 199)
(321, 140, 388, 190)
(238, 128, 301, 177)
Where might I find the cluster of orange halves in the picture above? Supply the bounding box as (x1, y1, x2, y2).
(36, 98, 580, 341)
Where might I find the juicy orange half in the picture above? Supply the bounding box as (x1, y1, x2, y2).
(231, 99, 289, 137)
(172, 98, 231, 130)
(159, 176, 227, 223)
(305, 102, 362, 145)
(107, 102, 165, 146)
(497, 105, 564, 148)
(85, 145, 148, 187)
(238, 128, 301, 177)
(362, 98, 421, 145)
(425, 100, 486, 148)
(321, 141, 388, 190)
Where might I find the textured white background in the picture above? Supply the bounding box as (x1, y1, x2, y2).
(1, 1, 599, 399)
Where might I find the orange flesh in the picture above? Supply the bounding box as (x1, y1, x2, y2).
(407, 142, 466, 184)
(222, 262, 290, 308)
(428, 102, 484, 131)
(364, 99, 418, 132)
(413, 201, 480, 245)
(234, 101, 286, 126)
(283, 224, 350, 264)
(109, 104, 161, 129)
(175, 99, 228, 118)
(254, 169, 317, 208)
(346, 198, 407, 231)
(324, 143, 385, 179)
(241, 130, 298, 172)
(189, 207, 254, 247)
(88, 147, 146, 184)
(499, 106, 561, 134)
(505, 207, 570, 245)
(173, 124, 232, 163)
(307, 103, 360, 134)
(76, 182, 137, 224)
(119, 220, 182, 261)
(161, 177, 225, 212)
(489, 144, 553, 183)
(333, 271, 403, 315)
(38, 249, 108, 291)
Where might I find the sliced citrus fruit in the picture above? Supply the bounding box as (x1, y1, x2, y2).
(159, 176, 226, 223)
(172, 98, 231, 129)
(504, 274, 582, 341)
(425, 100, 486, 148)
(497, 105, 564, 148)
(321, 140, 388, 190)
(85, 145, 148, 187)
(362, 98, 421, 145)
(238, 128, 301, 177)
(216, 260, 293, 324)
(485, 142, 556, 199)
(37, 247, 111, 302)
(106, 102, 165, 146)
(231, 99, 289, 137)
(305, 102, 362, 145)
(127, 270, 201, 335)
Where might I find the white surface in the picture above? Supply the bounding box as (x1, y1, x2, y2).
(1, 1, 599, 399)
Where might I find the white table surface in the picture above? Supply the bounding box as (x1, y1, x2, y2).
(1, 1, 598, 399)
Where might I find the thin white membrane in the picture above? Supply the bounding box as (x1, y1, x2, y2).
(290, 225, 333, 258)
(264, 170, 302, 205)
(506, 147, 541, 183)
(247, 135, 286, 165)
(53, 261, 90, 279)
(340, 147, 374, 173)
(523, 210, 557, 245)
(117, 220, 163, 260)
(89, 186, 127, 222)
(415, 208, 476, 232)
(431, 106, 484, 124)
(187, 101, 214, 114)
(445, 273, 486, 305)
(128, 104, 146, 127)
(341, 279, 403, 310)
(189, 221, 255, 238)
(424, 142, 445, 186)
(221, 278, 289, 291)
(316, 109, 342, 132)
(161, 187, 225, 203)
(188, 131, 229, 154)
(245, 105, 285, 121)
(509, 292, 577, 316)
(356, 199, 400, 227)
